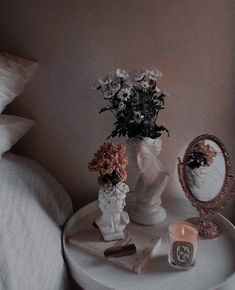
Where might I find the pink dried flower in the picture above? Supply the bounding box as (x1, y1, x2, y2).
(88, 141, 128, 188)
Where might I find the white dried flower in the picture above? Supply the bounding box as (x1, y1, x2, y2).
(155, 86, 161, 93)
(117, 88, 131, 101)
(95, 67, 168, 139)
(133, 111, 144, 123)
(111, 81, 121, 93)
(131, 70, 145, 81)
(103, 87, 116, 99)
(146, 69, 162, 81)
(98, 75, 112, 85)
(116, 68, 129, 79)
(140, 80, 150, 90)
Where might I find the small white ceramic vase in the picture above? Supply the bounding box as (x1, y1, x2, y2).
(128, 137, 169, 225)
(96, 182, 130, 241)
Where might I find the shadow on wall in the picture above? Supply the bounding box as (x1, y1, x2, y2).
(0, 0, 234, 213)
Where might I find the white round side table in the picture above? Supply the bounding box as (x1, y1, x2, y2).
(63, 195, 235, 290)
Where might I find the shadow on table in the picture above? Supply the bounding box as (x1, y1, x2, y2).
(143, 255, 177, 274)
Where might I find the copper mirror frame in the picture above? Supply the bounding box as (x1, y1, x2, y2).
(178, 134, 234, 239)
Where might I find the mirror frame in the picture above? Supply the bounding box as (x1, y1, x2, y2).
(178, 134, 234, 215)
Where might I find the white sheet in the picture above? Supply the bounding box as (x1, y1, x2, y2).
(0, 153, 73, 290)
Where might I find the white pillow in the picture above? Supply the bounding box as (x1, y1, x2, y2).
(0, 114, 35, 158)
(0, 52, 37, 113)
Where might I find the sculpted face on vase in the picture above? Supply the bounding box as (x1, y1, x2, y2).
(99, 193, 126, 214)
(186, 166, 209, 199)
(187, 166, 208, 185)
(135, 137, 162, 185)
(96, 182, 130, 241)
(129, 137, 169, 225)
(98, 185, 127, 212)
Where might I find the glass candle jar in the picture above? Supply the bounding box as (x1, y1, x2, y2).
(168, 221, 199, 270)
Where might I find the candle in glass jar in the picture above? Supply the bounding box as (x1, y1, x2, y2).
(168, 221, 199, 270)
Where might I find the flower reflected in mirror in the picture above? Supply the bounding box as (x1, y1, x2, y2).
(186, 141, 217, 170)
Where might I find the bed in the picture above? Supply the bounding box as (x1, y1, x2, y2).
(0, 51, 80, 289)
(0, 152, 73, 290)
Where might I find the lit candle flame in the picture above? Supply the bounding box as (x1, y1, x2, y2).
(181, 226, 185, 237)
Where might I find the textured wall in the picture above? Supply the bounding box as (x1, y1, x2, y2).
(0, 0, 234, 216)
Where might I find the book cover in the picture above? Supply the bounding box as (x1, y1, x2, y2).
(69, 226, 161, 274)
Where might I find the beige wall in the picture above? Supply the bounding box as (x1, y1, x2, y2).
(0, 0, 234, 216)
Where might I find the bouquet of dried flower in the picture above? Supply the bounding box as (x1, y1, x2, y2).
(88, 141, 128, 188)
(186, 141, 217, 170)
(93, 68, 169, 139)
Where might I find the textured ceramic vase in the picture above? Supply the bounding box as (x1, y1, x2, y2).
(128, 137, 169, 225)
(96, 182, 130, 241)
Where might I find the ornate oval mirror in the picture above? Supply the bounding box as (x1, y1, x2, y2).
(178, 134, 234, 239)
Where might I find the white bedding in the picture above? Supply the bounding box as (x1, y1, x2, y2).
(0, 153, 73, 290)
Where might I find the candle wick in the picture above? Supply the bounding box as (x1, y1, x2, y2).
(181, 227, 185, 237)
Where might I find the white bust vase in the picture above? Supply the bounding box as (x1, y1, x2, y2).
(128, 137, 169, 225)
(96, 182, 130, 241)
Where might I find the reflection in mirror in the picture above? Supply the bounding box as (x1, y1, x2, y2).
(178, 134, 234, 240)
(185, 139, 226, 201)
